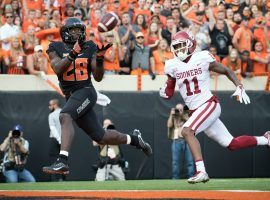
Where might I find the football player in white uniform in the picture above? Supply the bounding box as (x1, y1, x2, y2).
(160, 31, 270, 184)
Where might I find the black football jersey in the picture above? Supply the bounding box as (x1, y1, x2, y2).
(47, 40, 97, 95)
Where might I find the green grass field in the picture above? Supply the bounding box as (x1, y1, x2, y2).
(0, 178, 269, 191)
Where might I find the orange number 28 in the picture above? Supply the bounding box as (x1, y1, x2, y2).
(63, 58, 88, 81)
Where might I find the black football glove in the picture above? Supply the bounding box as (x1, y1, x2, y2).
(96, 43, 113, 58)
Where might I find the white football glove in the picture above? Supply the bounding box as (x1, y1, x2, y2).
(159, 84, 169, 99)
(231, 84, 251, 104)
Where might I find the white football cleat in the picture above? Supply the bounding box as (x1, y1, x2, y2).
(187, 171, 209, 184)
(263, 131, 270, 147)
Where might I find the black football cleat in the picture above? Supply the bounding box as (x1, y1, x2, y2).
(132, 129, 153, 156)
(42, 158, 69, 175)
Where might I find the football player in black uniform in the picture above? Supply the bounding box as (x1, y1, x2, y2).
(42, 18, 152, 175)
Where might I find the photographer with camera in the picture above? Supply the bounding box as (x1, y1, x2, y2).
(167, 104, 195, 179)
(0, 125, 35, 183)
(93, 119, 127, 181)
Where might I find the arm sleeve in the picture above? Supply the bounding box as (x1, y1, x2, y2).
(165, 76, 176, 98)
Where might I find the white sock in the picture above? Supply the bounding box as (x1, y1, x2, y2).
(126, 135, 131, 144)
(196, 160, 206, 173)
(60, 150, 69, 157)
(255, 136, 268, 145)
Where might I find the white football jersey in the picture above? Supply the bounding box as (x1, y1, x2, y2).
(164, 50, 216, 110)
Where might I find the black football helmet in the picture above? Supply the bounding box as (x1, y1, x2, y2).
(60, 17, 86, 44)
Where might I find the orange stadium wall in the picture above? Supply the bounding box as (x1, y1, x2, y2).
(0, 91, 269, 182)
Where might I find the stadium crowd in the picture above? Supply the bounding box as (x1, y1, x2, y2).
(0, 0, 269, 78)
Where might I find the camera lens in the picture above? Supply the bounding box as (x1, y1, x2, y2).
(175, 109, 179, 114)
(12, 130, 21, 138)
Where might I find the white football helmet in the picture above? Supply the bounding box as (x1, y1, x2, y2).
(171, 31, 197, 61)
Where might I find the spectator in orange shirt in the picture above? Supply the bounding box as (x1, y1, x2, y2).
(21, 9, 37, 32)
(231, 12, 241, 32)
(134, 14, 148, 35)
(250, 41, 270, 74)
(3, 36, 27, 74)
(90, 9, 102, 28)
(152, 3, 166, 27)
(26, 45, 48, 76)
(22, 24, 39, 55)
(240, 50, 253, 78)
(134, 0, 151, 22)
(103, 31, 122, 74)
(108, 0, 122, 17)
(145, 21, 162, 49)
(181, 0, 198, 21)
(232, 17, 253, 53)
(253, 17, 268, 53)
(153, 38, 173, 75)
(221, 48, 241, 74)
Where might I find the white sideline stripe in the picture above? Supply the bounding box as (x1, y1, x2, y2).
(0, 190, 269, 192)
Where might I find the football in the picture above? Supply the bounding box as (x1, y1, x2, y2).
(97, 12, 119, 33)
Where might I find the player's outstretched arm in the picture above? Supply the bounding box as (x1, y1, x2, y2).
(209, 61, 241, 86)
(91, 54, 104, 82)
(209, 61, 250, 104)
(91, 44, 113, 82)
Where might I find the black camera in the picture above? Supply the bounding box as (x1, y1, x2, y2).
(175, 109, 180, 114)
(12, 130, 21, 138)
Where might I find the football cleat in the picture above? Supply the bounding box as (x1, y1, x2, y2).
(42, 158, 69, 175)
(264, 131, 270, 147)
(187, 171, 209, 184)
(132, 129, 153, 156)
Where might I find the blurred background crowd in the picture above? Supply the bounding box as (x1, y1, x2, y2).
(0, 0, 269, 78)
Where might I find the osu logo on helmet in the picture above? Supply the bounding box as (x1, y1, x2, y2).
(60, 17, 86, 44)
(171, 31, 197, 61)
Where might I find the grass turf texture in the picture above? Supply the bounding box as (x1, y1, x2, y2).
(0, 178, 269, 191)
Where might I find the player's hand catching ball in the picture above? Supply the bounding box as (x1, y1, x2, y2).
(96, 44, 113, 58)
